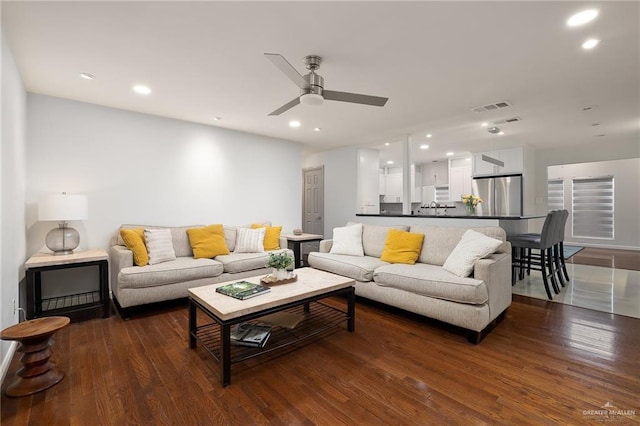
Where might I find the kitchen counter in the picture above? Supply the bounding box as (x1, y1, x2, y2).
(355, 213, 546, 235)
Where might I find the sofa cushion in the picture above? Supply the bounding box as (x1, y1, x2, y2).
(119, 257, 223, 289)
(373, 263, 487, 305)
(330, 223, 364, 256)
(251, 224, 282, 250)
(216, 250, 286, 273)
(117, 224, 198, 257)
(380, 229, 424, 265)
(235, 227, 266, 253)
(308, 252, 387, 282)
(145, 229, 177, 265)
(348, 222, 410, 258)
(443, 229, 503, 277)
(120, 228, 148, 266)
(187, 225, 230, 259)
(409, 225, 506, 266)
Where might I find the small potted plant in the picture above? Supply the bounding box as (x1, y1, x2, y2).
(266, 252, 294, 280)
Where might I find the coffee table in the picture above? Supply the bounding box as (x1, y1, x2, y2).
(188, 267, 355, 386)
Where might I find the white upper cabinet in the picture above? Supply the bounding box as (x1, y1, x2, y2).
(472, 147, 524, 176)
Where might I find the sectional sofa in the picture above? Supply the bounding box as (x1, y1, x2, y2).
(308, 222, 512, 343)
(110, 223, 292, 317)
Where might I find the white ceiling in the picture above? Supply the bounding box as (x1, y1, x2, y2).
(3, 1, 639, 164)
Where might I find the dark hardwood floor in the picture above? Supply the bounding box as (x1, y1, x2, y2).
(2, 296, 639, 425)
(568, 247, 640, 271)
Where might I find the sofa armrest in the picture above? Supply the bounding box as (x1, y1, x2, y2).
(279, 236, 288, 250)
(473, 249, 512, 321)
(318, 239, 333, 253)
(110, 245, 133, 299)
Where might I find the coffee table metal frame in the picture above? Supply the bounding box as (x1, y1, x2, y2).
(189, 286, 355, 387)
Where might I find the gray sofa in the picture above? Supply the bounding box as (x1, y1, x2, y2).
(109, 224, 292, 317)
(308, 223, 512, 343)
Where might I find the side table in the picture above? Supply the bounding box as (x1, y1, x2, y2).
(25, 249, 110, 322)
(1, 316, 70, 397)
(281, 233, 324, 268)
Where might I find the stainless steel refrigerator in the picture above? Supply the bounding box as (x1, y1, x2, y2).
(471, 174, 523, 216)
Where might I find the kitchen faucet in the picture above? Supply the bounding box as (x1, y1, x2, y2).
(429, 201, 439, 215)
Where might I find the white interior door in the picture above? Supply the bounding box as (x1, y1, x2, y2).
(302, 166, 324, 262)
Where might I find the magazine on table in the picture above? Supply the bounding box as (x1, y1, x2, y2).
(230, 323, 272, 347)
(216, 281, 270, 300)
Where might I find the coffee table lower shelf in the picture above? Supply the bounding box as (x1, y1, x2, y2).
(189, 286, 355, 386)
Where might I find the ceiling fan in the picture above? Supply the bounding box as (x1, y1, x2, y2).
(264, 53, 389, 116)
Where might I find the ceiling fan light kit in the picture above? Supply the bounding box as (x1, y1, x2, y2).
(265, 53, 388, 116)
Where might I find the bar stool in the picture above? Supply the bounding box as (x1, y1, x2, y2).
(509, 212, 560, 299)
(554, 209, 570, 284)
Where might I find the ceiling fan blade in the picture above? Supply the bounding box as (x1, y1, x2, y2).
(264, 53, 309, 89)
(268, 96, 301, 116)
(323, 90, 388, 107)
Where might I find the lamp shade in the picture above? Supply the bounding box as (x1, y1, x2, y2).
(38, 193, 88, 221)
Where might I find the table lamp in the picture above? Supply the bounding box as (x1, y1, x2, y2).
(38, 192, 88, 255)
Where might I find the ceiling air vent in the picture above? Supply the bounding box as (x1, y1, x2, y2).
(471, 100, 512, 113)
(493, 116, 522, 125)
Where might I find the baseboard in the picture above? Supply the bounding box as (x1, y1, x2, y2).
(0, 341, 18, 386)
(565, 242, 640, 251)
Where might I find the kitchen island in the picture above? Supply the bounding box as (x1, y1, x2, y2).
(355, 213, 546, 235)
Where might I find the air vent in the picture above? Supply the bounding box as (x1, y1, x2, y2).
(493, 116, 522, 125)
(472, 100, 512, 113)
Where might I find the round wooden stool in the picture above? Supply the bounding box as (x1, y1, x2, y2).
(1, 316, 70, 397)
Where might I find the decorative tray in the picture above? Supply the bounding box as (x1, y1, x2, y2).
(260, 273, 298, 286)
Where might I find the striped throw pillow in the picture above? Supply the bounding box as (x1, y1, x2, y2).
(234, 227, 266, 253)
(144, 228, 177, 265)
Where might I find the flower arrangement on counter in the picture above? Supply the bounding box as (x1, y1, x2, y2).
(461, 194, 482, 214)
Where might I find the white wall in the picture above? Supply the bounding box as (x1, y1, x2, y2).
(1, 30, 27, 378)
(548, 158, 640, 250)
(26, 94, 305, 257)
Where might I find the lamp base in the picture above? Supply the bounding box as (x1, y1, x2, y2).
(45, 222, 80, 255)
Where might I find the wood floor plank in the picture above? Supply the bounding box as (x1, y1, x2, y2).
(2, 295, 639, 424)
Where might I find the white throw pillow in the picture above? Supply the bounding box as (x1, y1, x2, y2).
(442, 229, 503, 277)
(234, 227, 266, 253)
(144, 228, 177, 265)
(330, 223, 364, 257)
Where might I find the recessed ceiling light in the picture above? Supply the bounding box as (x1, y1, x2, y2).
(289, 120, 301, 128)
(80, 73, 95, 80)
(498, 131, 505, 135)
(581, 105, 598, 112)
(133, 85, 151, 95)
(591, 122, 600, 126)
(426, 134, 432, 138)
(384, 142, 390, 146)
(465, 157, 471, 161)
(446, 152, 454, 156)
(567, 9, 598, 27)
(386, 160, 394, 164)
(595, 134, 606, 137)
(213, 117, 221, 121)
(582, 38, 600, 50)
(314, 127, 321, 132)
(481, 122, 488, 127)
(420, 144, 429, 150)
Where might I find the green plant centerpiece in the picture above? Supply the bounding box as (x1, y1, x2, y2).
(266, 252, 294, 280)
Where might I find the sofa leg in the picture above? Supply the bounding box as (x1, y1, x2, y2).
(467, 330, 483, 344)
(112, 296, 132, 320)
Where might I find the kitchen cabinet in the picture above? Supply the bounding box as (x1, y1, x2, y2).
(385, 173, 402, 202)
(472, 147, 524, 176)
(449, 163, 472, 201)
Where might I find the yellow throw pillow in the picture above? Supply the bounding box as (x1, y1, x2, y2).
(251, 224, 282, 251)
(187, 224, 230, 259)
(120, 228, 149, 266)
(380, 229, 425, 265)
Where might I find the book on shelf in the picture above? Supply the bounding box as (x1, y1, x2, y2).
(230, 323, 272, 347)
(216, 281, 270, 300)
(258, 311, 304, 329)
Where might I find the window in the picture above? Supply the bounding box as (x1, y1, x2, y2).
(547, 178, 564, 210)
(572, 176, 614, 239)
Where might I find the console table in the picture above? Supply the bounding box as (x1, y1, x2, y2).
(25, 249, 110, 322)
(282, 233, 323, 268)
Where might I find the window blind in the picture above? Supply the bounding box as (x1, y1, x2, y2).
(572, 176, 614, 239)
(547, 179, 564, 211)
